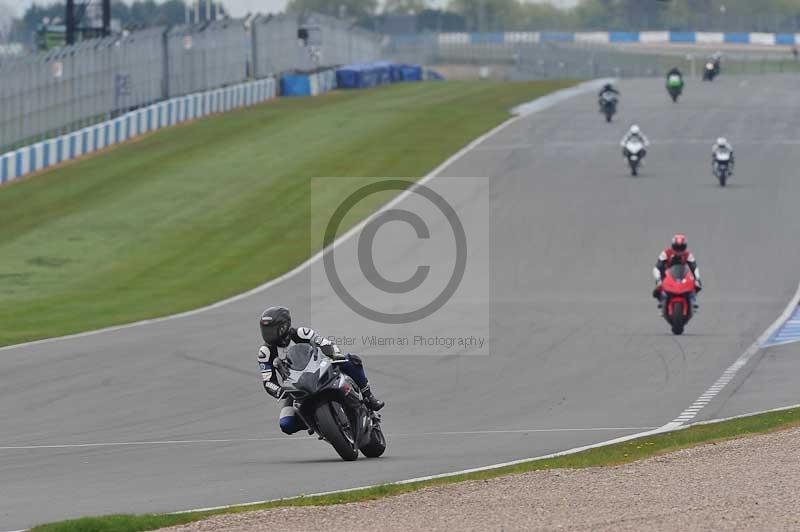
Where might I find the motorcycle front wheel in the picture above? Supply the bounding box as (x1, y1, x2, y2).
(360, 424, 387, 458)
(315, 401, 359, 461)
(671, 302, 685, 335)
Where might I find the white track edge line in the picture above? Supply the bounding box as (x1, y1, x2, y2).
(0, 78, 613, 354)
(165, 401, 800, 518)
(0, 427, 658, 451)
(172, 425, 673, 516)
(692, 402, 800, 427)
(668, 281, 800, 425)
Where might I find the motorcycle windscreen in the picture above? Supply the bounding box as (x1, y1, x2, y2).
(285, 344, 315, 370)
(668, 263, 689, 281)
(626, 141, 643, 154)
(282, 344, 327, 394)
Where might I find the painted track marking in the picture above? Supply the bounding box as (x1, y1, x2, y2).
(763, 305, 800, 347)
(669, 282, 800, 425)
(0, 427, 656, 451)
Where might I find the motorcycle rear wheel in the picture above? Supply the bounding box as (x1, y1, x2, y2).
(315, 401, 359, 461)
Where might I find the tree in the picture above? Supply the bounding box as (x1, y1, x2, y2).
(383, 0, 429, 15)
(286, 0, 379, 20)
(0, 2, 11, 43)
(447, 0, 522, 31)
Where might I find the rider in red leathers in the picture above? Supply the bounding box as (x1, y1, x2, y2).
(652, 234, 702, 309)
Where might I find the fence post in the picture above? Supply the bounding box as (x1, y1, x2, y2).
(251, 15, 260, 79)
(162, 28, 170, 99)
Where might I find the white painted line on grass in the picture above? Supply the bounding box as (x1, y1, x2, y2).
(668, 282, 800, 425)
(0, 78, 613, 354)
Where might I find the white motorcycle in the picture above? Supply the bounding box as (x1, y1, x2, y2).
(713, 148, 732, 186)
(624, 138, 646, 176)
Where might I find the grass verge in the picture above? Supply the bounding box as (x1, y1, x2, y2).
(0, 80, 574, 347)
(30, 406, 800, 532)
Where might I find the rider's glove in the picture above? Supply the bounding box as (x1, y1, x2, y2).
(652, 288, 662, 299)
(263, 380, 285, 399)
(695, 280, 703, 293)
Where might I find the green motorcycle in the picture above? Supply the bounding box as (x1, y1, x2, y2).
(666, 74, 684, 103)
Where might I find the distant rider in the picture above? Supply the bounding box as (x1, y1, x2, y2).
(652, 234, 702, 309)
(666, 67, 683, 82)
(598, 82, 620, 106)
(712, 137, 734, 174)
(620, 124, 650, 159)
(257, 306, 384, 435)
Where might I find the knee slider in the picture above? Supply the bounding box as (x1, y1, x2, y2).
(279, 416, 303, 435)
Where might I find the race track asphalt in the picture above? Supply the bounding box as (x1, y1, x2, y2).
(2, 75, 799, 529)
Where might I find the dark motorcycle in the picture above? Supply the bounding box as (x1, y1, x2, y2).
(274, 344, 386, 461)
(702, 62, 717, 81)
(599, 92, 618, 123)
(713, 148, 732, 186)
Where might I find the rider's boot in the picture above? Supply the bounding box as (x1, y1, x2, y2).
(362, 385, 385, 411)
(652, 288, 663, 309)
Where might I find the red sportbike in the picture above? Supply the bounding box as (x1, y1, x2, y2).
(659, 263, 697, 335)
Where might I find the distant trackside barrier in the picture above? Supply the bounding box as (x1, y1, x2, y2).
(0, 78, 276, 186)
(281, 69, 337, 97)
(420, 31, 800, 46)
(336, 62, 423, 89)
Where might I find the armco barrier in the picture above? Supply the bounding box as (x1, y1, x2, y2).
(336, 62, 422, 89)
(0, 77, 276, 185)
(281, 69, 337, 97)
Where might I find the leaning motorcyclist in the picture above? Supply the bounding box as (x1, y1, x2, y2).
(257, 306, 384, 435)
(598, 82, 620, 105)
(712, 137, 735, 174)
(652, 234, 702, 309)
(620, 124, 650, 159)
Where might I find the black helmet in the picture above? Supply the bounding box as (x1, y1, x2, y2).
(603, 82, 613, 91)
(260, 306, 291, 346)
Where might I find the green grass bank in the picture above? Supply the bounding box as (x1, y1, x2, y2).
(0, 80, 574, 346)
